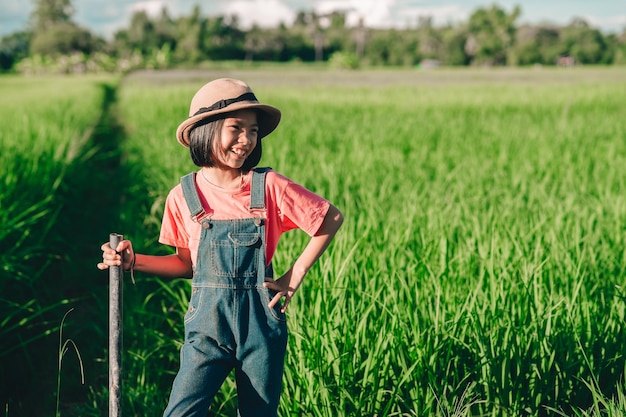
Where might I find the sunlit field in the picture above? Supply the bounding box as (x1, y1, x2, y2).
(2, 67, 625, 416)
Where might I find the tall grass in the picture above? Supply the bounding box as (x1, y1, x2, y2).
(0, 74, 117, 415)
(102, 67, 626, 416)
(0, 75, 107, 347)
(267, 71, 626, 416)
(0, 76, 104, 283)
(3, 67, 625, 416)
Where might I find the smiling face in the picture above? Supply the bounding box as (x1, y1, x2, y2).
(213, 109, 259, 170)
(188, 108, 263, 170)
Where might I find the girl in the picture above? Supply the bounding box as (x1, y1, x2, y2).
(98, 78, 343, 416)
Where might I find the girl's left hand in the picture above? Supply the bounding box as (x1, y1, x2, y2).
(263, 272, 297, 313)
(261, 203, 344, 313)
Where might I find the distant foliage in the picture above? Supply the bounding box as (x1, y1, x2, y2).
(328, 51, 360, 69)
(0, 1, 625, 73)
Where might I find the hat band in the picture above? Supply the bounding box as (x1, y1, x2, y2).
(193, 92, 258, 116)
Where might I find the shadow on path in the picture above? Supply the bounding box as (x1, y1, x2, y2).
(53, 81, 134, 415)
(2, 80, 133, 416)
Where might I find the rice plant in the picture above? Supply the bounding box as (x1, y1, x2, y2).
(105, 67, 626, 416)
(3, 67, 625, 416)
(0, 74, 117, 415)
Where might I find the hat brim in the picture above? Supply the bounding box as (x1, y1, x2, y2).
(176, 102, 281, 147)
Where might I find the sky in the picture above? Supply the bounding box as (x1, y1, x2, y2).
(0, 0, 624, 39)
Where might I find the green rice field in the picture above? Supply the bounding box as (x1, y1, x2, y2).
(1, 66, 626, 416)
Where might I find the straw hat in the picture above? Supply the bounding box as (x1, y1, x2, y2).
(176, 78, 282, 147)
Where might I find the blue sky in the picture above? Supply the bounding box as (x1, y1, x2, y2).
(1, 0, 624, 39)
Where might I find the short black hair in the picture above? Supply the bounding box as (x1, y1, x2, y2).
(188, 117, 262, 171)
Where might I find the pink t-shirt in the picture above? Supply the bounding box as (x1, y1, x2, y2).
(159, 169, 330, 266)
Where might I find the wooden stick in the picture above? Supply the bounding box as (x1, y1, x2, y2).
(109, 233, 123, 417)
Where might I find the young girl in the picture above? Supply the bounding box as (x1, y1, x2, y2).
(97, 78, 343, 416)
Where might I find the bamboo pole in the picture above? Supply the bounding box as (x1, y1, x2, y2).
(109, 233, 123, 417)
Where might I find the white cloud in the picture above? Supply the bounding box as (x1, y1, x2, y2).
(129, 0, 170, 17)
(101, 4, 124, 18)
(584, 14, 626, 33)
(223, 0, 296, 28)
(315, 0, 395, 27)
(298, 0, 467, 28)
(0, 0, 624, 39)
(395, 5, 468, 27)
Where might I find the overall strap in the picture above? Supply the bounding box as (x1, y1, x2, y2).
(180, 173, 205, 220)
(181, 168, 270, 219)
(251, 167, 271, 284)
(250, 167, 270, 211)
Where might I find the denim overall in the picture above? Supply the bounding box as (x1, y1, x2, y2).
(163, 168, 288, 417)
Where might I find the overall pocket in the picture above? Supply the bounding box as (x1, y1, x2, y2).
(184, 286, 203, 324)
(260, 287, 288, 323)
(210, 232, 260, 277)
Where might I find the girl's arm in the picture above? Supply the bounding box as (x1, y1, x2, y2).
(264, 203, 344, 312)
(98, 240, 193, 279)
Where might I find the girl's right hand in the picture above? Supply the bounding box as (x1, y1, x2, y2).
(97, 240, 135, 271)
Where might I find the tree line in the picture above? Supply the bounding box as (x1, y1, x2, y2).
(1, 0, 625, 73)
